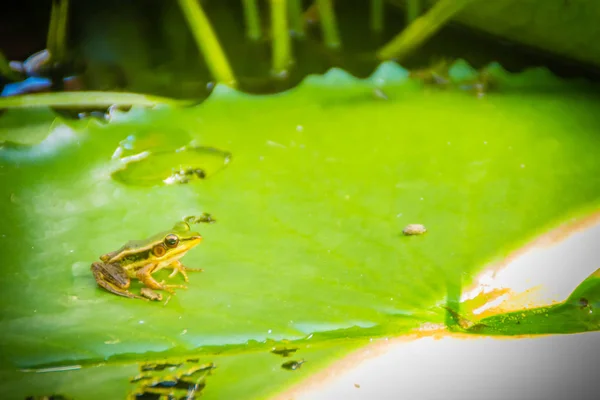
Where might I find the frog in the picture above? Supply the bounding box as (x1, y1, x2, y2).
(91, 219, 205, 300)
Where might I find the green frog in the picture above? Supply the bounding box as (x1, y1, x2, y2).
(91, 219, 206, 300)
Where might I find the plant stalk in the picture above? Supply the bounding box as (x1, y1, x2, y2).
(242, 0, 262, 40)
(316, 0, 341, 48)
(406, 0, 421, 24)
(288, 0, 305, 37)
(270, 0, 291, 77)
(46, 0, 69, 62)
(377, 0, 478, 61)
(55, 0, 69, 60)
(177, 0, 237, 87)
(370, 0, 384, 33)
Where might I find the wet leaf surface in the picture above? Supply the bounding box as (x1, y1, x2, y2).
(1, 61, 600, 398)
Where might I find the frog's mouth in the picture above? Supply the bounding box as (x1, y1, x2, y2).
(177, 235, 203, 251)
(185, 235, 202, 244)
(159, 235, 202, 261)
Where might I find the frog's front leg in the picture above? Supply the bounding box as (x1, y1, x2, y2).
(167, 260, 204, 282)
(91, 262, 145, 300)
(136, 263, 187, 294)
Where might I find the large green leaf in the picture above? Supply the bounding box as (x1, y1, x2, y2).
(1, 62, 599, 399)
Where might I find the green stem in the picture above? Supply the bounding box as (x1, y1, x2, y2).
(241, 0, 262, 40)
(316, 0, 341, 48)
(46, 1, 58, 54)
(406, 0, 421, 24)
(370, 0, 384, 33)
(377, 0, 478, 61)
(177, 0, 237, 87)
(46, 0, 69, 62)
(270, 0, 291, 77)
(55, 0, 69, 60)
(0, 91, 191, 109)
(288, 0, 305, 37)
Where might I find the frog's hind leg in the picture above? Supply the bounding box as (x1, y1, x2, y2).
(91, 262, 144, 300)
(137, 263, 187, 294)
(167, 260, 204, 282)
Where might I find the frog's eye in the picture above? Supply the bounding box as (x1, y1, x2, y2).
(164, 234, 179, 248)
(152, 244, 166, 257)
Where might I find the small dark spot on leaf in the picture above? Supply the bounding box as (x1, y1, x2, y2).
(180, 363, 216, 377)
(186, 380, 206, 393)
(141, 362, 182, 371)
(146, 379, 179, 388)
(579, 297, 589, 309)
(145, 378, 206, 392)
(132, 392, 162, 400)
(281, 359, 305, 370)
(271, 347, 299, 357)
(186, 358, 199, 363)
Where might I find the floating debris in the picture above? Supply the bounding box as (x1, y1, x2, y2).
(270, 346, 299, 357)
(179, 363, 216, 377)
(140, 362, 182, 372)
(281, 359, 306, 371)
(112, 146, 232, 187)
(184, 213, 216, 225)
(402, 224, 427, 236)
(140, 288, 163, 302)
(130, 374, 153, 383)
(146, 377, 205, 391)
(129, 391, 163, 400)
(145, 377, 180, 389)
(163, 167, 206, 185)
(130, 359, 214, 400)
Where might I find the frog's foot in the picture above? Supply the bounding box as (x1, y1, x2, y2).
(91, 262, 145, 300)
(167, 260, 204, 282)
(137, 264, 187, 294)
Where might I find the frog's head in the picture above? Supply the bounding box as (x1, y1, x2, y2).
(152, 221, 203, 260)
(101, 221, 202, 265)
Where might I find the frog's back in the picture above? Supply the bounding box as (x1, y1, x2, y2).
(100, 239, 150, 263)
